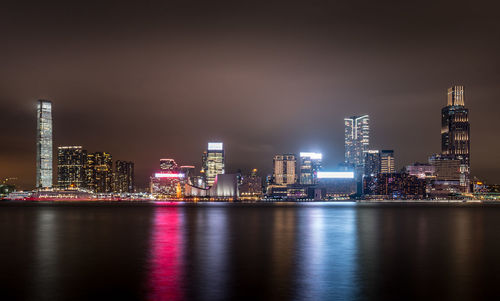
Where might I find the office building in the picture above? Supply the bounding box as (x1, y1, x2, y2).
(441, 85, 470, 191)
(380, 150, 395, 173)
(239, 169, 263, 199)
(273, 154, 297, 185)
(114, 160, 135, 193)
(344, 115, 370, 167)
(363, 173, 426, 199)
(364, 150, 381, 177)
(86, 152, 113, 193)
(299, 152, 322, 184)
(151, 158, 185, 198)
(201, 142, 225, 187)
(429, 154, 461, 182)
(57, 146, 85, 189)
(150, 171, 185, 198)
(36, 100, 53, 188)
(160, 158, 178, 171)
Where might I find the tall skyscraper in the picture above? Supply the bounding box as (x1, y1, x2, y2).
(364, 150, 381, 176)
(441, 85, 470, 190)
(273, 154, 297, 185)
(345, 115, 370, 167)
(201, 142, 225, 187)
(299, 152, 322, 184)
(114, 160, 135, 193)
(380, 150, 395, 173)
(36, 100, 53, 188)
(57, 146, 85, 189)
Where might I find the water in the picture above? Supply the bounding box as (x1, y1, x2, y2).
(1, 202, 500, 300)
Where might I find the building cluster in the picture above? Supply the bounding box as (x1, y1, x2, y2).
(361, 85, 471, 199)
(18, 85, 475, 201)
(57, 146, 134, 193)
(35, 100, 135, 196)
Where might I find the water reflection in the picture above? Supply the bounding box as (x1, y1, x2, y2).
(2, 203, 500, 300)
(147, 204, 360, 300)
(149, 206, 184, 300)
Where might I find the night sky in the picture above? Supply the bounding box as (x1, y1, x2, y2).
(1, 1, 499, 189)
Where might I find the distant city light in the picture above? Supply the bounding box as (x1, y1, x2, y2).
(154, 173, 185, 178)
(317, 171, 354, 179)
(208, 142, 223, 151)
(299, 152, 322, 160)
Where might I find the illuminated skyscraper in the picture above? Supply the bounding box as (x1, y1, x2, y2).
(380, 150, 395, 174)
(273, 154, 297, 185)
(299, 152, 322, 184)
(364, 150, 381, 176)
(114, 160, 135, 193)
(36, 99, 53, 188)
(57, 146, 85, 189)
(441, 85, 470, 190)
(344, 115, 370, 167)
(201, 142, 225, 187)
(85, 152, 113, 193)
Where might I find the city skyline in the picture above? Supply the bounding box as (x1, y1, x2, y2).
(1, 1, 500, 189)
(0, 85, 492, 190)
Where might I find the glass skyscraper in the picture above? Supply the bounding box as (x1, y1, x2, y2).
(36, 100, 53, 188)
(364, 150, 381, 176)
(202, 142, 225, 187)
(299, 152, 322, 184)
(441, 85, 470, 190)
(344, 115, 370, 167)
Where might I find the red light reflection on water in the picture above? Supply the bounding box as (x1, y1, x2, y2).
(149, 207, 184, 300)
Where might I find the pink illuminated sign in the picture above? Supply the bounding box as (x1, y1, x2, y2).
(155, 173, 185, 178)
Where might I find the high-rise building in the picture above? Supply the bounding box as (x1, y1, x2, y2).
(201, 142, 225, 187)
(273, 154, 297, 185)
(364, 150, 381, 177)
(57, 146, 85, 189)
(299, 152, 322, 184)
(380, 150, 395, 174)
(114, 160, 135, 193)
(160, 158, 178, 171)
(36, 100, 53, 188)
(441, 85, 470, 190)
(344, 115, 370, 167)
(151, 159, 185, 198)
(85, 152, 113, 193)
(84, 152, 95, 190)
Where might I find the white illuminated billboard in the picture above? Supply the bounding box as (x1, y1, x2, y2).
(300, 152, 322, 160)
(317, 171, 354, 179)
(208, 142, 223, 151)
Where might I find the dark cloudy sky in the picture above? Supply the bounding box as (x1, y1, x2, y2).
(1, 0, 499, 189)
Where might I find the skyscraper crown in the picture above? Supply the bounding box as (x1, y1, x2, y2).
(447, 85, 465, 106)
